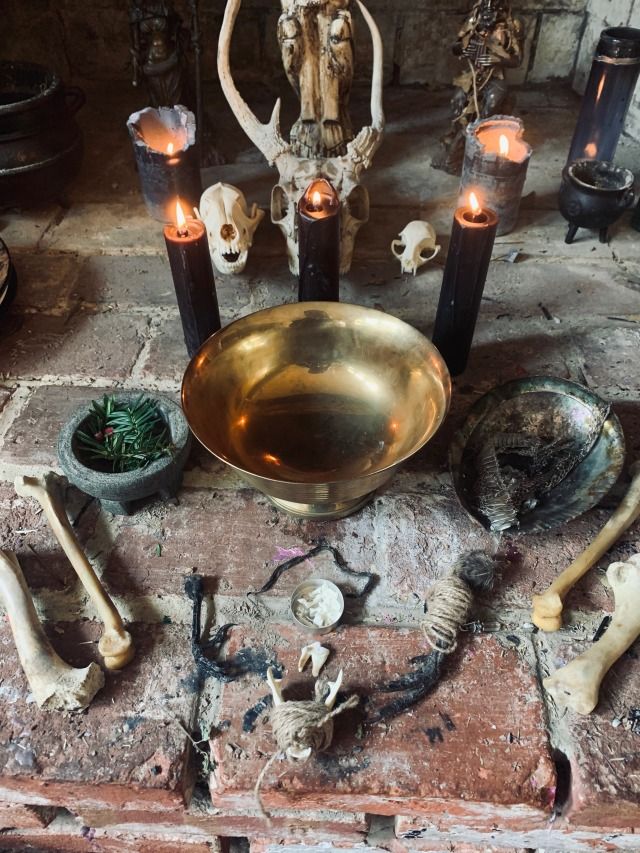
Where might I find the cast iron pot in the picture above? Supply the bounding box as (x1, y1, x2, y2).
(559, 159, 635, 244)
(58, 393, 192, 515)
(0, 61, 84, 208)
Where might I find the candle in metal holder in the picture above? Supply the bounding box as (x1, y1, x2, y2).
(298, 178, 340, 302)
(127, 105, 202, 223)
(0, 237, 17, 320)
(460, 115, 531, 237)
(432, 193, 498, 377)
(567, 27, 640, 165)
(559, 159, 635, 244)
(164, 201, 221, 358)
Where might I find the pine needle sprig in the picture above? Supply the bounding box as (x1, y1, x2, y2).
(76, 395, 175, 473)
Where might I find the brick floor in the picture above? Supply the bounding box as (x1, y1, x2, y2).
(1, 81, 640, 852)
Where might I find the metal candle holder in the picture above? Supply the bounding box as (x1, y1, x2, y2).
(459, 115, 531, 236)
(127, 105, 202, 222)
(567, 26, 640, 165)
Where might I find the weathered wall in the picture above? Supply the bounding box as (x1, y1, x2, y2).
(572, 0, 640, 141)
(5, 0, 588, 90)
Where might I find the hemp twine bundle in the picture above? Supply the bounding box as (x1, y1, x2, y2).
(254, 676, 359, 820)
(369, 551, 497, 723)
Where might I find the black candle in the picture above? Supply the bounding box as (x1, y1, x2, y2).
(128, 106, 202, 223)
(432, 193, 498, 377)
(164, 201, 221, 358)
(298, 178, 340, 302)
(0, 237, 17, 321)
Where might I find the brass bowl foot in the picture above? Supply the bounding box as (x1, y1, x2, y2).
(267, 493, 374, 520)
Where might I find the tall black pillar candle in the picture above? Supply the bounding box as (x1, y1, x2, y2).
(164, 201, 221, 358)
(298, 178, 340, 302)
(432, 193, 498, 377)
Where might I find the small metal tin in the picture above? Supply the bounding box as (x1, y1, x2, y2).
(290, 578, 344, 634)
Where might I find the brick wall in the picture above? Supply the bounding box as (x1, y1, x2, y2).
(572, 0, 640, 141)
(7, 0, 589, 89)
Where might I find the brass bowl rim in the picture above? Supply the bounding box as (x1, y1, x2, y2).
(181, 301, 451, 487)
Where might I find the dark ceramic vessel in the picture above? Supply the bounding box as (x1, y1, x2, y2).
(58, 392, 192, 515)
(559, 159, 635, 244)
(0, 61, 84, 207)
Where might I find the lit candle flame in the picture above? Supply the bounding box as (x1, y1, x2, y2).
(311, 190, 322, 208)
(469, 192, 480, 214)
(499, 134, 509, 157)
(584, 142, 597, 158)
(167, 142, 174, 155)
(175, 200, 187, 232)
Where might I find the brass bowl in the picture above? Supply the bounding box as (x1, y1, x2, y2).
(182, 302, 451, 519)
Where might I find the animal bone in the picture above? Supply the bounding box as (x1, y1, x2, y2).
(199, 182, 264, 274)
(298, 642, 330, 677)
(266, 665, 284, 706)
(324, 668, 343, 709)
(391, 221, 441, 275)
(14, 473, 134, 671)
(217, 0, 384, 274)
(532, 462, 640, 632)
(544, 554, 640, 714)
(0, 549, 104, 711)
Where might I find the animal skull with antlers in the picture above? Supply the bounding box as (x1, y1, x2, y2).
(217, 0, 384, 275)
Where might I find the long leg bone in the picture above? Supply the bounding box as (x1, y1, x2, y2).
(266, 666, 284, 706)
(543, 554, 640, 714)
(14, 473, 134, 670)
(325, 669, 343, 709)
(532, 462, 640, 632)
(0, 549, 104, 711)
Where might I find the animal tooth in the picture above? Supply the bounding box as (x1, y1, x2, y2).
(298, 642, 330, 676)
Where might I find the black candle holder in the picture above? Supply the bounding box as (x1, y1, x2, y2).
(559, 160, 635, 244)
(127, 105, 202, 223)
(567, 27, 640, 164)
(460, 115, 531, 237)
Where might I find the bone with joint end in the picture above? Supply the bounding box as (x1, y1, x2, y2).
(14, 473, 134, 671)
(532, 462, 640, 632)
(544, 554, 640, 714)
(0, 549, 104, 711)
(325, 668, 343, 709)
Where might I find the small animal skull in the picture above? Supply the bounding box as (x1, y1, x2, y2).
(199, 182, 264, 274)
(391, 221, 441, 276)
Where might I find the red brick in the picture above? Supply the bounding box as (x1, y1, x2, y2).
(537, 631, 640, 830)
(0, 312, 144, 382)
(0, 803, 55, 830)
(580, 325, 640, 398)
(250, 843, 382, 853)
(75, 792, 367, 843)
(42, 203, 165, 256)
(0, 813, 220, 852)
(209, 625, 555, 825)
(0, 622, 198, 811)
(0, 482, 102, 591)
(138, 313, 192, 385)
(389, 841, 527, 853)
(11, 251, 81, 313)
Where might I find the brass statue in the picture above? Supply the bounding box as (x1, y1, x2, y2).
(278, 0, 355, 158)
(439, 0, 524, 173)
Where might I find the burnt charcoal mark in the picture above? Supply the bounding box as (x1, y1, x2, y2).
(424, 727, 444, 745)
(593, 615, 611, 642)
(179, 670, 202, 694)
(315, 752, 370, 781)
(506, 634, 521, 646)
(243, 694, 273, 733)
(233, 648, 282, 679)
(439, 712, 455, 731)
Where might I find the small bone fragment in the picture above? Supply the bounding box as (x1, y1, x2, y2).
(544, 554, 640, 714)
(324, 669, 343, 709)
(532, 462, 640, 632)
(298, 642, 330, 677)
(14, 473, 134, 670)
(0, 549, 104, 711)
(266, 666, 284, 706)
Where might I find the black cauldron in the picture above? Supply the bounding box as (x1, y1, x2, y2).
(0, 61, 84, 208)
(559, 159, 635, 244)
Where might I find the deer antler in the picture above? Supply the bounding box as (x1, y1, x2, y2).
(217, 0, 292, 168)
